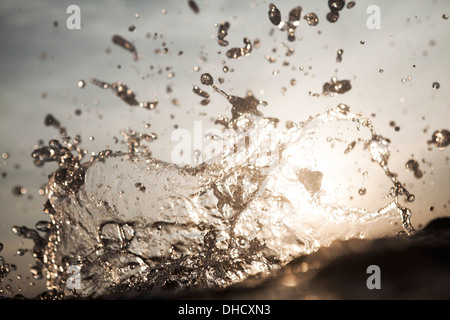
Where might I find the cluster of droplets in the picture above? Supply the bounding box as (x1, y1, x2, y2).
(214, 21, 254, 60)
(200, 73, 267, 124)
(9, 225, 48, 286)
(226, 38, 252, 59)
(268, 4, 313, 41)
(326, 0, 355, 23)
(31, 139, 85, 194)
(405, 159, 423, 179)
(193, 85, 210, 106)
(0, 243, 10, 284)
(90, 78, 158, 110)
(119, 129, 158, 155)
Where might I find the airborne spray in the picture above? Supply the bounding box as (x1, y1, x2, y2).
(1, 1, 449, 300)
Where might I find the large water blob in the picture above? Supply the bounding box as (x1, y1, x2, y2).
(33, 73, 416, 298)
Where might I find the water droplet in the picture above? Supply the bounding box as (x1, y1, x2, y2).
(188, 0, 200, 14)
(328, 0, 346, 11)
(268, 4, 282, 26)
(344, 141, 356, 154)
(134, 182, 146, 193)
(358, 188, 367, 196)
(326, 10, 340, 23)
(360, 40, 365, 45)
(200, 73, 214, 86)
(405, 159, 423, 179)
(322, 77, 352, 95)
(217, 21, 230, 46)
(253, 38, 261, 49)
(432, 82, 440, 90)
(226, 38, 252, 59)
(337, 103, 350, 114)
(193, 85, 210, 98)
(35, 220, 51, 232)
(443, 13, 449, 20)
(288, 6, 302, 26)
(304, 13, 319, 26)
(346, 1, 356, 9)
(77, 80, 86, 88)
(428, 129, 450, 149)
(30, 266, 43, 280)
(12, 186, 26, 197)
(112, 35, 139, 61)
(16, 248, 26, 256)
(336, 49, 344, 63)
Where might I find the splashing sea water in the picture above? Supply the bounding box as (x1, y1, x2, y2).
(35, 82, 414, 297)
(5, 0, 449, 299)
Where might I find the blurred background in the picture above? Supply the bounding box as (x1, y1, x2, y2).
(0, 0, 449, 298)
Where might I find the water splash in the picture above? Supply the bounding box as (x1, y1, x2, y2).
(7, 0, 440, 299)
(32, 75, 416, 297)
